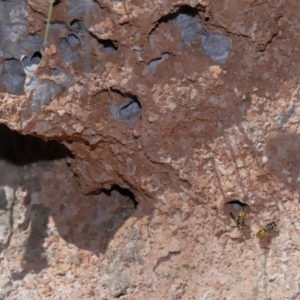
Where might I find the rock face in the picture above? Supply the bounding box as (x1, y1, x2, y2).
(1, 0, 300, 299)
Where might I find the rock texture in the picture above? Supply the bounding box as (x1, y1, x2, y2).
(1, 0, 300, 299)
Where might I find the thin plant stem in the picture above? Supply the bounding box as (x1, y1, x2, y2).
(44, 0, 54, 43)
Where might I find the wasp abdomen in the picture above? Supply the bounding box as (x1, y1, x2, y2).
(256, 228, 267, 239)
(236, 211, 247, 230)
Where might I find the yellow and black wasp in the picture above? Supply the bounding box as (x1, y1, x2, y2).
(226, 200, 250, 231)
(236, 211, 248, 230)
(256, 221, 279, 239)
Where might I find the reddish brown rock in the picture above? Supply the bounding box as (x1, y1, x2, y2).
(1, 0, 300, 299)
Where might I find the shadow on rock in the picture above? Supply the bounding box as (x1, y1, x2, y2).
(0, 124, 72, 165)
(0, 124, 71, 279)
(52, 184, 139, 255)
(11, 204, 50, 280)
(0, 124, 146, 279)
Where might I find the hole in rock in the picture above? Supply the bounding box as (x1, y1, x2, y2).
(102, 184, 138, 209)
(159, 5, 199, 24)
(23, 51, 42, 68)
(225, 200, 250, 221)
(29, 52, 42, 65)
(101, 39, 118, 53)
(18, 35, 43, 71)
(88, 30, 118, 53)
(70, 19, 86, 31)
(109, 95, 141, 124)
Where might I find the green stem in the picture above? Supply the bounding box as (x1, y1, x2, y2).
(44, 0, 54, 43)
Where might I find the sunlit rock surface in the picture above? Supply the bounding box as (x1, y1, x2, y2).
(1, 0, 300, 299)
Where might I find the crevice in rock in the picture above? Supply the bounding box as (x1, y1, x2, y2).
(147, 52, 169, 74)
(109, 91, 141, 124)
(151, 5, 201, 35)
(153, 251, 181, 271)
(149, 5, 230, 64)
(88, 30, 118, 53)
(101, 39, 118, 53)
(67, 19, 118, 53)
(147, 5, 203, 45)
(116, 293, 126, 298)
(70, 19, 86, 32)
(102, 184, 138, 209)
(255, 31, 279, 52)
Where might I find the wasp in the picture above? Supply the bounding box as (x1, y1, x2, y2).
(256, 221, 279, 239)
(236, 211, 248, 230)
